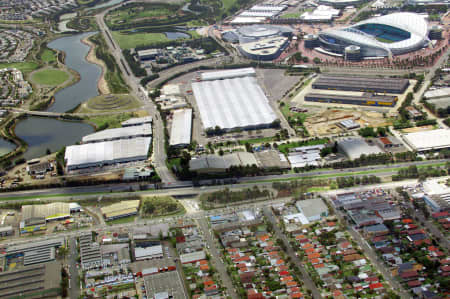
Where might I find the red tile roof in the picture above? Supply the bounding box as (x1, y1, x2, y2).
(369, 282, 384, 290)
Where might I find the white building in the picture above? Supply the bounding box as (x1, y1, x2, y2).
(135, 245, 163, 261)
(402, 129, 450, 152)
(169, 109, 192, 148)
(82, 124, 152, 143)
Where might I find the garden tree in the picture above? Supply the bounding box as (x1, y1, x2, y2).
(218, 149, 224, 156)
(313, 57, 321, 64)
(293, 52, 302, 61)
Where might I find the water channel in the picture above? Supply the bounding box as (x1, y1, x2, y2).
(13, 32, 99, 160)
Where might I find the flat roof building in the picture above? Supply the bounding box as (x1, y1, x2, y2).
(402, 129, 450, 152)
(135, 245, 163, 260)
(192, 73, 277, 131)
(305, 93, 397, 107)
(200, 68, 256, 81)
(22, 202, 70, 224)
(101, 200, 140, 221)
(312, 75, 409, 93)
(169, 109, 192, 148)
(121, 116, 152, 127)
(65, 137, 151, 170)
(295, 198, 329, 222)
(423, 87, 450, 99)
(82, 124, 151, 143)
(144, 270, 186, 299)
(239, 37, 289, 61)
(137, 49, 161, 61)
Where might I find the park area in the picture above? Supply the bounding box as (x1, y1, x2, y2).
(77, 94, 141, 113)
(111, 31, 171, 49)
(0, 62, 39, 74)
(140, 196, 185, 218)
(30, 68, 69, 86)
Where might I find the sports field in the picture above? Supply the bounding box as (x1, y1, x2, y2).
(111, 31, 170, 49)
(31, 68, 69, 86)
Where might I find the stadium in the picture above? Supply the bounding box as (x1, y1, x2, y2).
(317, 12, 429, 58)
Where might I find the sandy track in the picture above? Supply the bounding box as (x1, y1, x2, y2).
(81, 36, 111, 95)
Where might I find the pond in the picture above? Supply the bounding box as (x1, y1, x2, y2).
(164, 32, 190, 40)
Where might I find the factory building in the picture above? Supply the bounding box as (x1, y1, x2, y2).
(82, 124, 152, 143)
(305, 93, 397, 107)
(169, 108, 192, 148)
(402, 129, 450, 152)
(200, 67, 256, 81)
(101, 200, 140, 221)
(65, 137, 152, 170)
(122, 116, 152, 127)
(137, 49, 161, 61)
(313, 75, 409, 93)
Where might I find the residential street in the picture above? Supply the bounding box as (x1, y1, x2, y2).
(263, 207, 323, 299)
(197, 218, 239, 299)
(68, 237, 80, 299)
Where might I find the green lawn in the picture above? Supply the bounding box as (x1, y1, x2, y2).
(0, 62, 39, 74)
(111, 31, 170, 49)
(41, 49, 56, 63)
(84, 112, 135, 129)
(108, 7, 172, 24)
(78, 94, 141, 113)
(238, 136, 276, 145)
(281, 12, 302, 19)
(31, 69, 69, 86)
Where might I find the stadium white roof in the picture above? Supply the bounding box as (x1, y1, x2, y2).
(192, 76, 277, 130)
(320, 12, 429, 56)
(122, 116, 152, 127)
(169, 109, 192, 147)
(200, 67, 256, 81)
(65, 137, 151, 169)
(230, 16, 266, 24)
(82, 124, 151, 143)
(239, 11, 278, 17)
(402, 129, 450, 152)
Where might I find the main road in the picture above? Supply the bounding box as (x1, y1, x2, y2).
(95, 3, 176, 183)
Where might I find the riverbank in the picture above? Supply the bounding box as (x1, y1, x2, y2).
(81, 35, 110, 95)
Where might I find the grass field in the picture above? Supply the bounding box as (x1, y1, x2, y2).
(31, 68, 69, 86)
(107, 6, 172, 25)
(85, 112, 136, 129)
(78, 94, 141, 113)
(0, 62, 39, 74)
(41, 49, 56, 63)
(107, 215, 136, 225)
(281, 12, 302, 19)
(111, 31, 170, 49)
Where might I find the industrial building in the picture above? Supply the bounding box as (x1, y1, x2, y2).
(287, 144, 326, 168)
(305, 93, 397, 107)
(312, 75, 409, 93)
(295, 198, 329, 221)
(135, 244, 163, 260)
(239, 36, 289, 60)
(337, 137, 384, 159)
(192, 70, 277, 131)
(319, 0, 366, 8)
(6, 238, 64, 266)
(0, 262, 61, 299)
(79, 233, 102, 270)
(200, 67, 256, 81)
(101, 200, 140, 221)
(423, 87, 450, 100)
(21, 202, 71, 225)
(65, 137, 151, 170)
(402, 129, 450, 152)
(121, 116, 152, 127)
(82, 124, 152, 143)
(230, 5, 287, 24)
(137, 49, 161, 61)
(144, 270, 186, 299)
(169, 108, 192, 148)
(190, 152, 258, 173)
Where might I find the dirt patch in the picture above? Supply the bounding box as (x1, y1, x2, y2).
(81, 36, 110, 95)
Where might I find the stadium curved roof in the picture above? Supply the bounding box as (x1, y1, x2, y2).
(319, 12, 429, 56)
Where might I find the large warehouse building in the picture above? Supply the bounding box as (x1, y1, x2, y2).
(192, 69, 277, 131)
(65, 137, 151, 170)
(82, 124, 152, 143)
(169, 108, 192, 148)
(313, 75, 409, 94)
(318, 12, 429, 58)
(305, 93, 397, 107)
(402, 129, 450, 152)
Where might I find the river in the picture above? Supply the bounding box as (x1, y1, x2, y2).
(14, 32, 100, 160)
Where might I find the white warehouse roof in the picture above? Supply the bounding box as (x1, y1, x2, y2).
(121, 116, 152, 127)
(200, 67, 256, 81)
(82, 124, 151, 143)
(402, 129, 450, 152)
(192, 76, 277, 131)
(65, 137, 151, 170)
(169, 108, 192, 147)
(423, 87, 450, 99)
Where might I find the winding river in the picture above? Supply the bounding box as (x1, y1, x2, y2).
(14, 32, 100, 160)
